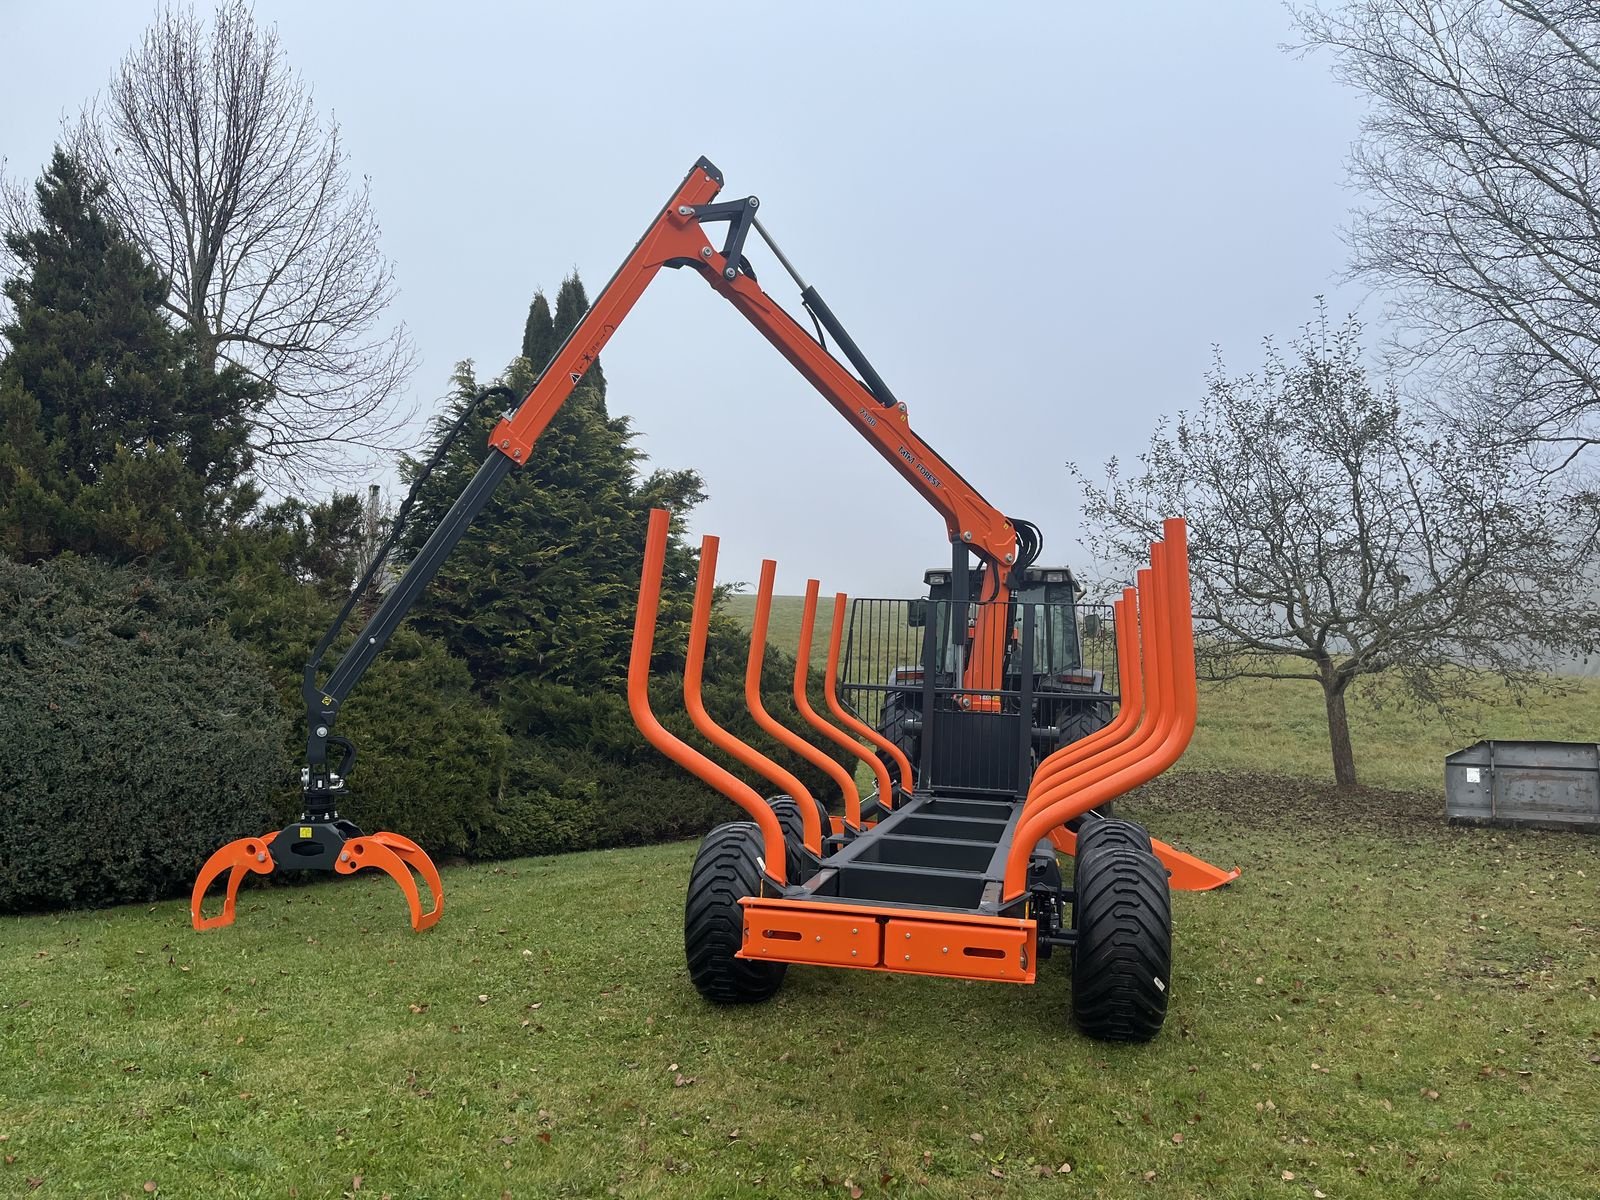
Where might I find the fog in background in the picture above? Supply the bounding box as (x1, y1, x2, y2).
(0, 1, 1368, 596)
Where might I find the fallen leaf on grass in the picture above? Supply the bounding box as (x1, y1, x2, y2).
(672, 1074, 696, 1088)
(1058, 1162, 1072, 1174)
(144, 1184, 158, 1194)
(1171, 1133, 1184, 1144)
(1282, 1170, 1295, 1180)
(968, 1132, 984, 1144)
(477, 995, 490, 1005)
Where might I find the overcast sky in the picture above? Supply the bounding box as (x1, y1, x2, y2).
(0, 0, 1369, 597)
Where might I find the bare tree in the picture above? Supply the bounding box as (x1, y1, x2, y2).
(1293, 1, 1600, 474)
(1071, 306, 1599, 789)
(7, 1, 416, 486)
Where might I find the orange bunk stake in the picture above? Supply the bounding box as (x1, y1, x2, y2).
(789, 581, 881, 829)
(823, 592, 913, 802)
(1004, 558, 1178, 899)
(744, 560, 859, 851)
(683, 535, 822, 857)
(627, 509, 788, 885)
(1004, 521, 1239, 898)
(1031, 588, 1141, 796)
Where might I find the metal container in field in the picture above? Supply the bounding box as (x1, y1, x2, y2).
(1444, 740, 1600, 831)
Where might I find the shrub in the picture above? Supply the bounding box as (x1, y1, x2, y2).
(0, 556, 291, 911)
(332, 629, 510, 857)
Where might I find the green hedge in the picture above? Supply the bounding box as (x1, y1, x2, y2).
(333, 629, 509, 857)
(0, 557, 291, 911)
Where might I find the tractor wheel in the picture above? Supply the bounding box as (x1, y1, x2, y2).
(1057, 701, 1113, 748)
(685, 822, 787, 1004)
(1073, 816, 1152, 865)
(766, 795, 806, 884)
(1071, 846, 1171, 1042)
(877, 748, 915, 797)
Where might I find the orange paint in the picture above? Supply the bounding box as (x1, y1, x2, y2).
(627, 509, 787, 884)
(683, 535, 819, 850)
(744, 560, 855, 853)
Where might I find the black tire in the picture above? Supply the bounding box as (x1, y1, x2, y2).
(1057, 701, 1113, 748)
(1064, 801, 1116, 830)
(766, 795, 806, 884)
(809, 793, 833, 849)
(685, 822, 787, 1004)
(1074, 816, 1152, 865)
(1071, 846, 1171, 1042)
(1053, 704, 1114, 821)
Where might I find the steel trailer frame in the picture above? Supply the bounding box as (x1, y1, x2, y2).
(631, 508, 1237, 1003)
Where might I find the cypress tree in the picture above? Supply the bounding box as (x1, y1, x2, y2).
(551, 272, 605, 395)
(521, 291, 558, 374)
(0, 149, 260, 569)
(400, 353, 702, 693)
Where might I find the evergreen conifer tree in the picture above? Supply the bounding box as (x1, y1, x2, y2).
(520, 291, 557, 374)
(550, 272, 604, 393)
(0, 149, 260, 568)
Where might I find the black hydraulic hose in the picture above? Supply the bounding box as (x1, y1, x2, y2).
(304, 385, 518, 680)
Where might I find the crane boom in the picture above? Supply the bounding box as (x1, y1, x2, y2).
(299, 156, 1025, 815)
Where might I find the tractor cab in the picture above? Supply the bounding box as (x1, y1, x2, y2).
(907, 565, 1100, 693)
(857, 565, 1117, 798)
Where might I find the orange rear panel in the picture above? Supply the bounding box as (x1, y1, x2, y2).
(738, 897, 1036, 984)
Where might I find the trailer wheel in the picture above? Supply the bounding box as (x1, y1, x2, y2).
(1071, 846, 1171, 1042)
(810, 794, 834, 848)
(766, 795, 807, 884)
(685, 822, 787, 1004)
(1074, 816, 1152, 864)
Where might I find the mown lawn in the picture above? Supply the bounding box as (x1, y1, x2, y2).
(3, 775, 1597, 1199)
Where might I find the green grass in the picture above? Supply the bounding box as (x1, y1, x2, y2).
(3, 776, 1598, 1198)
(722, 593, 832, 672)
(723, 595, 1600, 795)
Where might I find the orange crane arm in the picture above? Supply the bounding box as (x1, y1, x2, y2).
(489, 157, 1019, 581)
(301, 157, 1024, 816)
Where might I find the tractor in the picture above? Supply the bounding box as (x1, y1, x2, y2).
(868, 563, 1115, 804)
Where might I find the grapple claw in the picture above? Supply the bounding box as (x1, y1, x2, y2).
(191, 831, 278, 930)
(335, 833, 444, 931)
(192, 822, 443, 933)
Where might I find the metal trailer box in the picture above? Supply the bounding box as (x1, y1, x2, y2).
(1444, 740, 1600, 831)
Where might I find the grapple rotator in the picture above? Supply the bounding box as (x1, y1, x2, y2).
(192, 733, 443, 931)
